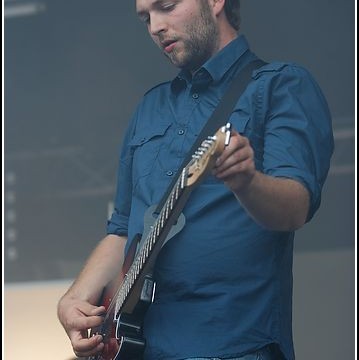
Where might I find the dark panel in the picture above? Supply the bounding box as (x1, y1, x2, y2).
(4, 0, 355, 282)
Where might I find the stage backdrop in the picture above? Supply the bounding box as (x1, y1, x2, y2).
(4, 1, 355, 359)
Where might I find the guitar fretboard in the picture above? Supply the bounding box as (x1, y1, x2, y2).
(114, 165, 190, 315)
(99, 133, 223, 322)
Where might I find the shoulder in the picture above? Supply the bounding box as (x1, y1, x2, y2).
(132, 80, 173, 117)
(128, 80, 173, 133)
(143, 80, 172, 97)
(250, 61, 325, 99)
(252, 61, 317, 83)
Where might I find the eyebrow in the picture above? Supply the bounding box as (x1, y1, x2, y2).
(136, 0, 171, 16)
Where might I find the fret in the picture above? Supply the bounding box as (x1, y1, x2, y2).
(149, 233, 155, 250)
(165, 199, 170, 220)
(157, 218, 162, 235)
(160, 211, 164, 228)
(180, 168, 186, 189)
(129, 275, 132, 290)
(175, 180, 180, 200)
(136, 258, 141, 275)
(170, 188, 175, 210)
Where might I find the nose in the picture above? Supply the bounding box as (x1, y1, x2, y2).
(149, 13, 167, 36)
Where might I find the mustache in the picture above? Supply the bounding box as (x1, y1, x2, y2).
(158, 34, 178, 45)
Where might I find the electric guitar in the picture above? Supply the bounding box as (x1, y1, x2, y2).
(87, 123, 232, 360)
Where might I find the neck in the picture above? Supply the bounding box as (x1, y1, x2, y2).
(218, 24, 239, 51)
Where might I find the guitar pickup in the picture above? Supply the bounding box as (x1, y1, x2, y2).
(140, 275, 156, 304)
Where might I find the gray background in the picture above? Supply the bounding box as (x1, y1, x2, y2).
(4, 0, 355, 359)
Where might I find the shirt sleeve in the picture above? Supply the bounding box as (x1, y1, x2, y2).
(106, 110, 138, 236)
(261, 63, 334, 221)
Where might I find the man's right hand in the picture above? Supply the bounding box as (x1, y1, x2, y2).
(57, 296, 106, 358)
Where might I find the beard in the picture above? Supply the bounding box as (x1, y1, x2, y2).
(163, 1, 219, 71)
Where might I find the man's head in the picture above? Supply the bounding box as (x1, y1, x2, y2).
(136, 0, 239, 72)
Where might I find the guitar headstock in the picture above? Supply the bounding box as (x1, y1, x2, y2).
(186, 123, 231, 187)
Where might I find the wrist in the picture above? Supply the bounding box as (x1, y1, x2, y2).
(230, 170, 258, 199)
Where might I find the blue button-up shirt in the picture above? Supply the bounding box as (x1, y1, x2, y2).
(107, 35, 334, 360)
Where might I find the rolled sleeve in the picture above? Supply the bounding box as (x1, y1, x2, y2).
(107, 206, 130, 236)
(262, 64, 334, 220)
(106, 113, 138, 236)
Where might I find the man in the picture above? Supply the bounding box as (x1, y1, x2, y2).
(57, 1, 334, 359)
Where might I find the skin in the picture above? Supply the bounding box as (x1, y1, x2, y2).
(137, 0, 237, 71)
(57, 0, 310, 357)
(57, 234, 127, 357)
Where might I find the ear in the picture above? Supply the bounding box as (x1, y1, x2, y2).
(211, 0, 225, 16)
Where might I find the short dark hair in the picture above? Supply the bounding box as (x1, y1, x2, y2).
(224, 0, 241, 31)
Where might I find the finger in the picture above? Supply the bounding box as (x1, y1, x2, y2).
(214, 146, 252, 175)
(216, 157, 254, 180)
(216, 132, 248, 165)
(81, 313, 105, 330)
(66, 312, 105, 332)
(73, 335, 105, 358)
(70, 329, 103, 351)
(89, 305, 106, 316)
(227, 130, 248, 150)
(77, 301, 106, 316)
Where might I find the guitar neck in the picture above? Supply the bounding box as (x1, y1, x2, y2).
(114, 166, 193, 315)
(106, 125, 229, 319)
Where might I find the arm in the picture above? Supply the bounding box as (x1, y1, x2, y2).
(213, 130, 310, 231)
(57, 234, 127, 358)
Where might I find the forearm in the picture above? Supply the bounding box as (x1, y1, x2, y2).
(234, 171, 310, 231)
(60, 234, 127, 305)
(56, 234, 127, 357)
(213, 130, 310, 231)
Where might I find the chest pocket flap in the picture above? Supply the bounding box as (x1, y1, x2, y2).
(128, 121, 171, 180)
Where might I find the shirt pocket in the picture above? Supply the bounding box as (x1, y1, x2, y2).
(128, 122, 171, 184)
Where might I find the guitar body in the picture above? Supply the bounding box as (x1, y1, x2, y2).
(87, 125, 231, 360)
(88, 238, 152, 360)
(89, 208, 185, 360)
(91, 275, 155, 360)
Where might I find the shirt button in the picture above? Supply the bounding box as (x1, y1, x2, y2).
(178, 129, 185, 135)
(192, 93, 199, 99)
(166, 170, 174, 176)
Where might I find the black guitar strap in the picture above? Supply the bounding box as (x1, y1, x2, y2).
(155, 58, 266, 214)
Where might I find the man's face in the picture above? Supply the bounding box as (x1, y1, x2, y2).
(136, 0, 219, 71)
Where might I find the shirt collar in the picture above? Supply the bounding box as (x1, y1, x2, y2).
(171, 35, 250, 92)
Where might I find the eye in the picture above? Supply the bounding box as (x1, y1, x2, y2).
(161, 2, 176, 12)
(138, 12, 150, 24)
